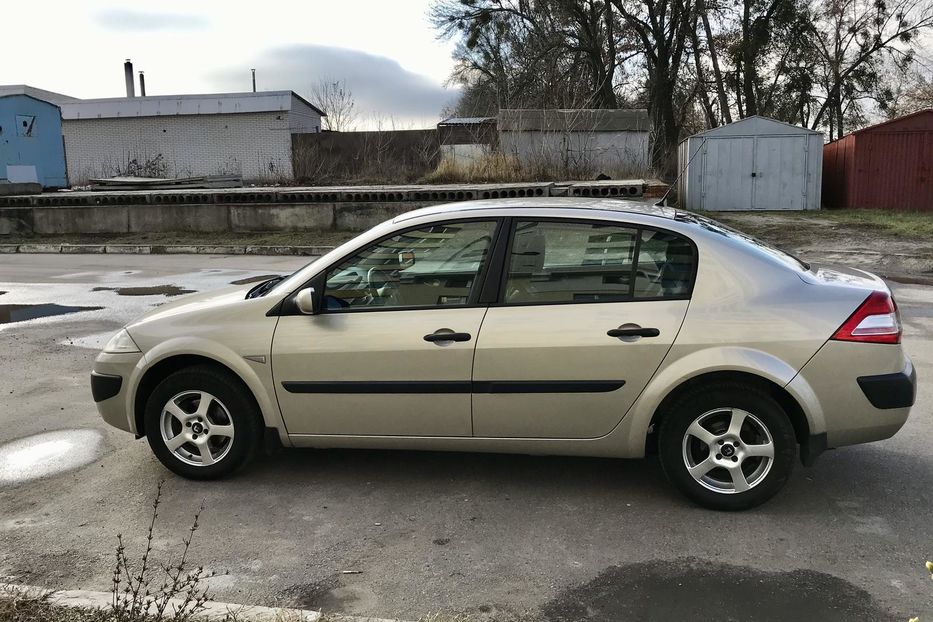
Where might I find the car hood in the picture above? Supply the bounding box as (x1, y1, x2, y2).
(125, 284, 253, 329)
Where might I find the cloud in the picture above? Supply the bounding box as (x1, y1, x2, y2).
(208, 45, 459, 127)
(96, 9, 209, 32)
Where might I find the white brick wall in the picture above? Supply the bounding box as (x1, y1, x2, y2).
(62, 111, 300, 184)
(288, 95, 323, 133)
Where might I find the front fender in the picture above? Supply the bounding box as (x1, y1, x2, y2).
(615, 345, 825, 457)
(132, 337, 291, 446)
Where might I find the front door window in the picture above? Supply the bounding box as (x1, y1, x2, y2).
(324, 221, 497, 310)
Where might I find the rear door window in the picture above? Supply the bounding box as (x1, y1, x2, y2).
(503, 220, 694, 304)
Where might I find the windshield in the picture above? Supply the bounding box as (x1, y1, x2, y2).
(674, 211, 810, 271)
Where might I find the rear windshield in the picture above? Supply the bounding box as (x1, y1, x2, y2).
(674, 211, 809, 271)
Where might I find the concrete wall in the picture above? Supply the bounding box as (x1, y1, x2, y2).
(62, 111, 295, 184)
(0, 202, 439, 236)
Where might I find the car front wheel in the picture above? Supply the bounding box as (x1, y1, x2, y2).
(144, 365, 262, 479)
(658, 382, 797, 511)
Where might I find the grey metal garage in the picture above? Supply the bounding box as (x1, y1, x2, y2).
(676, 116, 823, 211)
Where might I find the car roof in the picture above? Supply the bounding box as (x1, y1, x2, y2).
(393, 197, 677, 223)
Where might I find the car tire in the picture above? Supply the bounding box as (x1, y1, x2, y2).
(658, 382, 797, 511)
(144, 365, 262, 480)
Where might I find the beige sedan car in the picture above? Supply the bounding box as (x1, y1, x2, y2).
(92, 199, 916, 510)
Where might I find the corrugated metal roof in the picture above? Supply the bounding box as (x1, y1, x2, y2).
(837, 108, 933, 138)
(0, 93, 63, 110)
(0, 85, 80, 105)
(438, 116, 496, 126)
(59, 90, 325, 120)
(498, 109, 649, 132)
(688, 115, 820, 140)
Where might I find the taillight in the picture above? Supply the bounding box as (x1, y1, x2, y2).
(831, 291, 901, 344)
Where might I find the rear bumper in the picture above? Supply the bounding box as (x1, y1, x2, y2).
(857, 363, 917, 409)
(787, 341, 914, 450)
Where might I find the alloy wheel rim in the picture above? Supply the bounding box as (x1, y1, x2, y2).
(681, 407, 774, 494)
(159, 391, 235, 467)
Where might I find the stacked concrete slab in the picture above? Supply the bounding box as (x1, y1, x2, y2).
(0, 180, 668, 236)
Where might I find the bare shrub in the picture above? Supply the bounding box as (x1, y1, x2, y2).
(110, 481, 212, 622)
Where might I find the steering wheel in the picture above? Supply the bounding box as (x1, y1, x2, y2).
(363, 266, 383, 300)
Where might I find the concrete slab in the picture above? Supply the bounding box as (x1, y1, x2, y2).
(17, 243, 61, 253)
(61, 245, 106, 254)
(104, 245, 151, 254)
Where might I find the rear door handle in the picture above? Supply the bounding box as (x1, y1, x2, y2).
(424, 330, 472, 343)
(607, 327, 660, 338)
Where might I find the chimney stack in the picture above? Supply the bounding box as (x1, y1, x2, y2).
(124, 59, 135, 97)
(138, 71, 146, 97)
(251, 68, 257, 93)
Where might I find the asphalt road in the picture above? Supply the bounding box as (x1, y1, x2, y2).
(0, 253, 931, 621)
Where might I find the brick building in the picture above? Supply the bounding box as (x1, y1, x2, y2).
(59, 91, 324, 184)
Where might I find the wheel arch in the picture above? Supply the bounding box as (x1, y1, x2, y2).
(132, 347, 288, 445)
(644, 370, 810, 458)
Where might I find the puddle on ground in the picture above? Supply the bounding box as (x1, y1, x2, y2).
(230, 274, 281, 285)
(0, 429, 104, 484)
(539, 558, 890, 621)
(0, 304, 103, 325)
(92, 285, 195, 297)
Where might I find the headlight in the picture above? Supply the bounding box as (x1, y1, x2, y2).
(103, 329, 141, 354)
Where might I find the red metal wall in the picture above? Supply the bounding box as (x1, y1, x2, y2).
(822, 110, 933, 211)
(822, 134, 855, 208)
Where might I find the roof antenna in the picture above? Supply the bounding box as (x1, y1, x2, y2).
(656, 136, 707, 208)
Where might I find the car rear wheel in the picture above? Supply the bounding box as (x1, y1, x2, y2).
(658, 382, 796, 511)
(144, 365, 262, 479)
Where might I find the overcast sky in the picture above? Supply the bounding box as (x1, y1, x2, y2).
(0, 0, 459, 128)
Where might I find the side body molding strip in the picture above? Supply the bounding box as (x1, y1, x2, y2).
(281, 380, 625, 394)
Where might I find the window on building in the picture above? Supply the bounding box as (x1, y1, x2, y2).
(15, 116, 36, 138)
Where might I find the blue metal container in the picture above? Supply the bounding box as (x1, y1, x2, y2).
(0, 94, 68, 188)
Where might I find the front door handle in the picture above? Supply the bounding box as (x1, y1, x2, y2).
(607, 326, 660, 338)
(424, 330, 472, 343)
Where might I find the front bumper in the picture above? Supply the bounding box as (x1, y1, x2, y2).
(91, 372, 122, 402)
(92, 351, 144, 434)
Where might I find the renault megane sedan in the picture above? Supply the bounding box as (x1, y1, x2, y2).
(91, 198, 916, 510)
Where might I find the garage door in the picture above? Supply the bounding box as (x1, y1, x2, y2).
(753, 136, 807, 210)
(701, 137, 755, 210)
(701, 136, 808, 210)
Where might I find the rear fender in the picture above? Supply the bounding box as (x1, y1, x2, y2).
(617, 345, 825, 457)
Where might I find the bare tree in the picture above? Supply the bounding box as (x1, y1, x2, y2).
(609, 0, 696, 174)
(807, 0, 933, 139)
(310, 78, 357, 132)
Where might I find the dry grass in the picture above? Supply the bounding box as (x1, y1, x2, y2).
(0, 588, 109, 622)
(422, 153, 653, 185)
(420, 154, 526, 184)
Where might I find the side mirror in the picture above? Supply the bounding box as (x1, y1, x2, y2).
(295, 287, 318, 315)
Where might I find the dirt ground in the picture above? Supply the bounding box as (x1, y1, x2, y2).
(705, 210, 933, 283)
